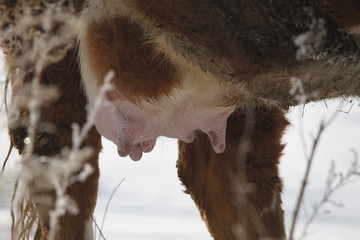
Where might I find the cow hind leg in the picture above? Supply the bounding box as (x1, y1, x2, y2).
(8, 48, 101, 240)
(177, 106, 288, 240)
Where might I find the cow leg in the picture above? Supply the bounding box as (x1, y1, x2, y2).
(8, 48, 101, 240)
(177, 106, 288, 240)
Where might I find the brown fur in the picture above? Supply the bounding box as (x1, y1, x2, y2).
(128, 0, 360, 109)
(132, 0, 360, 81)
(178, 106, 288, 239)
(2, 1, 360, 240)
(86, 17, 180, 101)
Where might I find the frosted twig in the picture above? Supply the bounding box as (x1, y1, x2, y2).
(99, 178, 125, 240)
(299, 150, 360, 239)
(72, 70, 114, 151)
(48, 71, 114, 240)
(0, 2, 114, 239)
(232, 107, 271, 239)
(289, 76, 318, 163)
(3, 2, 80, 238)
(92, 215, 107, 240)
(288, 113, 337, 240)
(289, 76, 319, 106)
(336, 99, 355, 114)
(288, 122, 325, 240)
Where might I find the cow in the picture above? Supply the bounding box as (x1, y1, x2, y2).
(1, 0, 360, 239)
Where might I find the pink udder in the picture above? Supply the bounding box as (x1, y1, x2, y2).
(94, 98, 236, 161)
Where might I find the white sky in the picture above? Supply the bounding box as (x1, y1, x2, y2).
(1, 55, 360, 240)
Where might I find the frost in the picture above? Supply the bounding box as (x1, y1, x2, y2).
(77, 164, 94, 183)
(294, 8, 327, 61)
(289, 76, 319, 105)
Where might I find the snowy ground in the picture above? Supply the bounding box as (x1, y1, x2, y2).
(1, 57, 360, 239)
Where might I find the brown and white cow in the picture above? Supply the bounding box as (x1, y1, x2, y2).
(1, 0, 360, 239)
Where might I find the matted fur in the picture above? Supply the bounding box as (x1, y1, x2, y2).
(1, 0, 360, 240)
